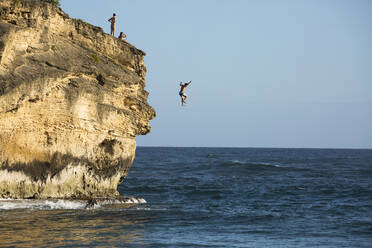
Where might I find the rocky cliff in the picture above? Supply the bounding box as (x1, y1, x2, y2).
(0, 0, 155, 199)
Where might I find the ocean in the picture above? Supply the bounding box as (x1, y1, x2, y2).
(0, 147, 371, 247)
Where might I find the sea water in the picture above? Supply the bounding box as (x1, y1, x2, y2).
(0, 147, 371, 247)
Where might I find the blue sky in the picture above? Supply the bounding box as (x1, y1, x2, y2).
(61, 0, 372, 148)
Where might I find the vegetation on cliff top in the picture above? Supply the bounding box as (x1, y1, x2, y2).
(42, 0, 60, 7)
(12, 0, 60, 7)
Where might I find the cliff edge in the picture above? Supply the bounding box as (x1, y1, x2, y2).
(0, 0, 155, 199)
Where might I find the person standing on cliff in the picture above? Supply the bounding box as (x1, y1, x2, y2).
(179, 81, 191, 106)
(108, 13, 116, 36)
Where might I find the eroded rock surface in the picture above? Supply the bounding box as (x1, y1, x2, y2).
(0, 0, 155, 199)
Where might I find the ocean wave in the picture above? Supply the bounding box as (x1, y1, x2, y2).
(225, 160, 283, 168)
(0, 199, 86, 210)
(132, 206, 168, 211)
(0, 197, 146, 211)
(217, 160, 311, 173)
(232, 160, 281, 167)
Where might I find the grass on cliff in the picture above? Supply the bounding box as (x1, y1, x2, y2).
(76, 19, 90, 26)
(91, 54, 100, 63)
(12, 0, 60, 7)
(42, 0, 61, 7)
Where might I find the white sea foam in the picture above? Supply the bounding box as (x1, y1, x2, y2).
(0, 198, 12, 201)
(0, 197, 146, 210)
(97, 197, 146, 205)
(259, 162, 282, 168)
(231, 160, 246, 165)
(43, 200, 86, 210)
(133, 206, 167, 211)
(231, 160, 282, 167)
(0, 199, 86, 210)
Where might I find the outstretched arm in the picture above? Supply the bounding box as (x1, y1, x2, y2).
(186, 80, 192, 85)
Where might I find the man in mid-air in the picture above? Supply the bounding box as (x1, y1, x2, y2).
(179, 81, 191, 106)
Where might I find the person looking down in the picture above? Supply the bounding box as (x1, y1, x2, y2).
(118, 32, 127, 40)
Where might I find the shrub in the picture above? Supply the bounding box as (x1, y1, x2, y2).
(91, 54, 99, 63)
(42, 0, 60, 7)
(76, 19, 89, 26)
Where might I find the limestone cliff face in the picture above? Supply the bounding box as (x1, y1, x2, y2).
(0, 0, 155, 199)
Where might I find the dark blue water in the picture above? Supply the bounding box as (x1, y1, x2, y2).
(1, 147, 372, 247)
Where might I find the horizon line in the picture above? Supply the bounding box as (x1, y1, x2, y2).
(136, 145, 372, 150)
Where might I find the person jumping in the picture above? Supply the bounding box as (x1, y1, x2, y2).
(179, 81, 191, 106)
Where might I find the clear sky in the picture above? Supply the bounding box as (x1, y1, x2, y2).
(61, 0, 372, 148)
